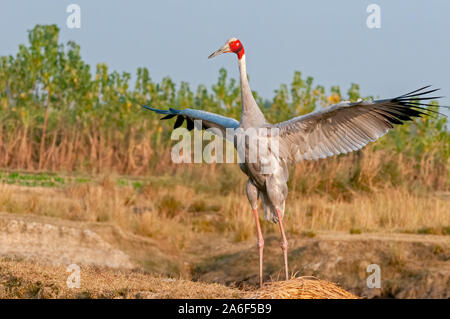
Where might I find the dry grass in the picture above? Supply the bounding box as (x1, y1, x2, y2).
(283, 188, 450, 234)
(0, 257, 363, 299)
(223, 188, 450, 238)
(247, 277, 359, 299)
(0, 179, 448, 253)
(0, 257, 242, 299)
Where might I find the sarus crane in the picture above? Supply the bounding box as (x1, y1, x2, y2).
(143, 37, 445, 287)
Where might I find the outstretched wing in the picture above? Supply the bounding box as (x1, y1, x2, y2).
(274, 86, 445, 162)
(142, 106, 240, 138)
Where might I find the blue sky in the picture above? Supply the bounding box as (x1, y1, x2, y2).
(1, 0, 449, 114)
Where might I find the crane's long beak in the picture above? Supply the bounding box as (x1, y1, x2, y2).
(208, 43, 230, 59)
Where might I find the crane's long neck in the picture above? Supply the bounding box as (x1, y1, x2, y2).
(238, 55, 266, 128)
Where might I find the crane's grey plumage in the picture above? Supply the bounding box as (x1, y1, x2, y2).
(274, 87, 442, 162)
(143, 38, 445, 288)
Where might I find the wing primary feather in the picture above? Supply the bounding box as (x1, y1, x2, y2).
(398, 96, 443, 102)
(173, 116, 185, 129)
(403, 88, 441, 98)
(399, 85, 433, 97)
(186, 118, 194, 131)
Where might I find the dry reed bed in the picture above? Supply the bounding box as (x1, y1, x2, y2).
(0, 141, 447, 192)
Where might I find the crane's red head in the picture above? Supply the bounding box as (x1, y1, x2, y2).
(228, 38, 244, 58)
(208, 38, 245, 60)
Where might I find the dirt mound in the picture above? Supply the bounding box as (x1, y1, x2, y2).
(0, 212, 134, 269)
(248, 276, 358, 299)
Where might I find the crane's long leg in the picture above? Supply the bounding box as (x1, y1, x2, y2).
(275, 209, 289, 281)
(252, 209, 264, 288)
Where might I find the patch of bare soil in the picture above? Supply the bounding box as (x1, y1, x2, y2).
(192, 232, 450, 298)
(0, 212, 135, 268)
(0, 212, 186, 276)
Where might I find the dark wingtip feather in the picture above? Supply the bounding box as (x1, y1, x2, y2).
(393, 86, 448, 118)
(173, 115, 185, 129)
(372, 86, 448, 126)
(186, 118, 194, 131)
(400, 85, 435, 98)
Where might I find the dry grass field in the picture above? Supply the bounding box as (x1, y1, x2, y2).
(0, 171, 448, 299)
(0, 174, 448, 248)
